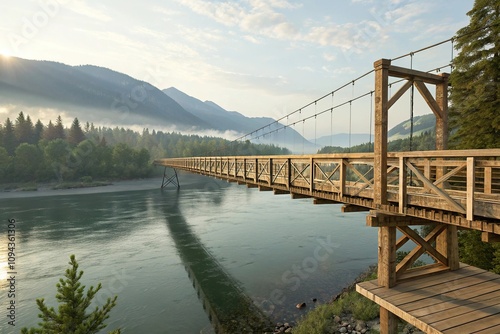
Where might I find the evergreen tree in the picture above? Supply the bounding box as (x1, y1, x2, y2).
(26, 115, 36, 144)
(3, 118, 16, 155)
(14, 111, 34, 144)
(54, 115, 65, 139)
(68, 118, 86, 146)
(21, 255, 120, 334)
(34, 119, 45, 143)
(449, 0, 500, 148)
(43, 121, 57, 141)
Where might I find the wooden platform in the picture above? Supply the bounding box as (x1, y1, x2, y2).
(357, 264, 500, 334)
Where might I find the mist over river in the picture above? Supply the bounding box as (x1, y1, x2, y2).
(0, 173, 379, 333)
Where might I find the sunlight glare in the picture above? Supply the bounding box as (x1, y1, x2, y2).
(0, 50, 12, 59)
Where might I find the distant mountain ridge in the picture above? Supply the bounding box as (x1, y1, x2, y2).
(0, 57, 209, 129)
(0, 56, 313, 151)
(0, 56, 433, 154)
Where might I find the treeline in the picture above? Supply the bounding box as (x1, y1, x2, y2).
(0, 112, 289, 183)
(317, 130, 436, 154)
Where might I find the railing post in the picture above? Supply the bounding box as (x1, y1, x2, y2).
(467, 157, 475, 221)
(269, 158, 273, 186)
(287, 158, 291, 189)
(399, 157, 407, 214)
(255, 158, 258, 182)
(243, 159, 247, 181)
(484, 166, 492, 194)
(340, 159, 346, 197)
(310, 157, 314, 192)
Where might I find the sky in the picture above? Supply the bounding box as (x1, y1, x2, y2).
(0, 0, 475, 138)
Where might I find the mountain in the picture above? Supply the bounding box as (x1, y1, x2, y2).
(163, 87, 315, 152)
(388, 114, 435, 141)
(0, 57, 210, 129)
(314, 133, 374, 148)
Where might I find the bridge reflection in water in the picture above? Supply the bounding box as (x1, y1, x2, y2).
(161, 189, 273, 333)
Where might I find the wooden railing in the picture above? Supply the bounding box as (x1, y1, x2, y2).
(154, 149, 500, 232)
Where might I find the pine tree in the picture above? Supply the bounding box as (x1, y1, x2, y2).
(14, 111, 34, 145)
(54, 115, 65, 140)
(3, 118, 16, 155)
(21, 255, 121, 334)
(34, 119, 45, 143)
(43, 121, 57, 141)
(68, 118, 86, 146)
(449, 0, 500, 149)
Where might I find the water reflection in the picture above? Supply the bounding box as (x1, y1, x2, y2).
(160, 189, 273, 333)
(3, 189, 153, 243)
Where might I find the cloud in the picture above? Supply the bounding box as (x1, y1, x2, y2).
(65, 0, 112, 22)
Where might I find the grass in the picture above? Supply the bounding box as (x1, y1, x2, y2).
(293, 269, 379, 334)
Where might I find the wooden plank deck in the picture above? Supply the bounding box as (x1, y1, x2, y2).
(356, 264, 500, 334)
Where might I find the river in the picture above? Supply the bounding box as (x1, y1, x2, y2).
(0, 172, 379, 333)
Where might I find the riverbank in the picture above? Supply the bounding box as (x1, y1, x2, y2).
(289, 266, 425, 334)
(0, 177, 164, 199)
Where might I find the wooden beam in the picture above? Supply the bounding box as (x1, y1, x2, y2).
(342, 204, 369, 212)
(274, 189, 289, 195)
(247, 183, 258, 188)
(291, 192, 310, 199)
(314, 198, 340, 204)
(366, 213, 436, 227)
(414, 80, 443, 119)
(259, 185, 273, 191)
(482, 232, 500, 243)
(388, 80, 413, 109)
(388, 65, 446, 85)
(397, 225, 448, 267)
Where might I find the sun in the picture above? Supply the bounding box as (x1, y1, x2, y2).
(0, 49, 12, 59)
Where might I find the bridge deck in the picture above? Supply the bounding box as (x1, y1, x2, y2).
(357, 264, 500, 334)
(154, 150, 500, 234)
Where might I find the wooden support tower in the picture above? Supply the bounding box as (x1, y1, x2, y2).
(372, 59, 457, 333)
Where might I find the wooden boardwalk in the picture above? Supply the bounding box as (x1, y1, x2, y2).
(357, 264, 500, 334)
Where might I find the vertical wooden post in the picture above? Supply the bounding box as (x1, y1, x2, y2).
(287, 158, 292, 189)
(467, 157, 475, 221)
(243, 159, 247, 180)
(398, 157, 407, 214)
(374, 59, 390, 207)
(484, 167, 492, 194)
(374, 59, 397, 334)
(269, 158, 273, 186)
(255, 158, 258, 182)
(378, 222, 398, 334)
(436, 224, 459, 270)
(435, 73, 449, 151)
(310, 158, 314, 192)
(339, 159, 346, 197)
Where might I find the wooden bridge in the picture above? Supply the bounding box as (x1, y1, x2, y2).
(154, 59, 500, 333)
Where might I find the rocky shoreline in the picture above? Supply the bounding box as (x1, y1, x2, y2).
(269, 265, 427, 334)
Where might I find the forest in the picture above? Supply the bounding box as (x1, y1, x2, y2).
(0, 112, 289, 185)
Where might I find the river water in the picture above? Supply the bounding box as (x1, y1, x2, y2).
(0, 172, 379, 333)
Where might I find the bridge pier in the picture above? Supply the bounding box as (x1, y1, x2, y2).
(161, 166, 180, 189)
